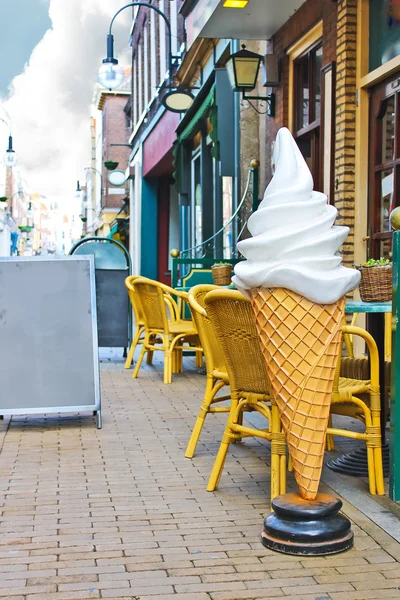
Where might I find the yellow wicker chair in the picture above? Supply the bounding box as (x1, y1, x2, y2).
(204, 289, 286, 501)
(185, 285, 231, 459)
(125, 275, 182, 369)
(327, 324, 384, 495)
(132, 277, 200, 384)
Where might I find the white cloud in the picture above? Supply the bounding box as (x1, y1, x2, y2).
(1, 0, 131, 198)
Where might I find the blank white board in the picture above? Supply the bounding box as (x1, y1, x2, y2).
(0, 256, 101, 426)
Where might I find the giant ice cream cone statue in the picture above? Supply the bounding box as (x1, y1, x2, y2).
(233, 128, 360, 502)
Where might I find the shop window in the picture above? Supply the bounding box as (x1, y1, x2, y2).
(370, 0, 400, 72)
(293, 43, 322, 191)
(369, 78, 400, 259)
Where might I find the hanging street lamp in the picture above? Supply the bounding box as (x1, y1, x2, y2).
(226, 44, 278, 117)
(0, 117, 18, 167)
(98, 2, 195, 112)
(4, 135, 18, 167)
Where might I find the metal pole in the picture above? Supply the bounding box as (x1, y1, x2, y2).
(251, 160, 260, 213)
(109, 2, 173, 79)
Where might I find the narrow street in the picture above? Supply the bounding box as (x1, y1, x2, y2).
(0, 356, 400, 600)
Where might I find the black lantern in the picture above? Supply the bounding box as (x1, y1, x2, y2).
(226, 45, 263, 93)
(226, 44, 277, 117)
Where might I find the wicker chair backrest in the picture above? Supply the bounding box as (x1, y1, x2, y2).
(189, 285, 227, 375)
(132, 279, 169, 332)
(204, 289, 271, 395)
(125, 275, 144, 324)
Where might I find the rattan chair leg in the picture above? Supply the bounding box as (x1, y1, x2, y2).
(164, 352, 172, 384)
(269, 402, 283, 500)
(279, 454, 287, 495)
(175, 349, 183, 373)
(270, 453, 280, 501)
(207, 396, 240, 491)
(326, 415, 335, 451)
(367, 446, 377, 495)
(185, 378, 224, 459)
(374, 446, 385, 495)
(171, 350, 177, 374)
(124, 325, 144, 369)
(132, 335, 148, 379)
(196, 350, 203, 368)
(207, 437, 231, 491)
(146, 350, 154, 365)
(232, 410, 244, 443)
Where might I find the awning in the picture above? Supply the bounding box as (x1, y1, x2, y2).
(185, 0, 307, 47)
(107, 223, 119, 238)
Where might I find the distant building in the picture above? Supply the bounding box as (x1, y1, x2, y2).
(88, 69, 131, 249)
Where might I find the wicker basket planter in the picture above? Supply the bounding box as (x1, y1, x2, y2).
(358, 264, 392, 302)
(211, 263, 232, 286)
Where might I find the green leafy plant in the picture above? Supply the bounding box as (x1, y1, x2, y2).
(212, 262, 231, 267)
(360, 257, 391, 268)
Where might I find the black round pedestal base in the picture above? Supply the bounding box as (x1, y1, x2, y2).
(262, 493, 354, 556)
(327, 442, 389, 477)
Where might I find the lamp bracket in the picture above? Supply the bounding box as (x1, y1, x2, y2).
(242, 91, 276, 117)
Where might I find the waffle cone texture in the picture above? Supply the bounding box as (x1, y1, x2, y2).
(250, 288, 345, 500)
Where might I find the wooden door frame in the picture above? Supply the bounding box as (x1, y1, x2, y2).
(368, 74, 400, 258)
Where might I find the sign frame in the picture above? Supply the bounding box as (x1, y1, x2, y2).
(0, 255, 101, 428)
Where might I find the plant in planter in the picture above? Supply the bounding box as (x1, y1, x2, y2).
(211, 262, 232, 286)
(0, 196, 8, 203)
(356, 257, 392, 302)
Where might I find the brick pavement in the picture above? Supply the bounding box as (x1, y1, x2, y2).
(0, 355, 400, 600)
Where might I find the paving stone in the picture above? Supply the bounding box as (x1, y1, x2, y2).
(0, 362, 398, 599)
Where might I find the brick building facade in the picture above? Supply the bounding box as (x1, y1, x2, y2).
(105, 0, 399, 280)
(89, 78, 131, 242)
(128, 0, 185, 281)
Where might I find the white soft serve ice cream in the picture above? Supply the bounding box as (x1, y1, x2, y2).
(233, 127, 360, 304)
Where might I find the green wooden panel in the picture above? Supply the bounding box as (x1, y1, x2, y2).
(141, 178, 158, 279)
(171, 257, 239, 288)
(182, 268, 213, 288)
(390, 230, 400, 500)
(345, 300, 392, 313)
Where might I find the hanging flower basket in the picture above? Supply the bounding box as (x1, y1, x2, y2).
(357, 259, 392, 302)
(211, 263, 232, 286)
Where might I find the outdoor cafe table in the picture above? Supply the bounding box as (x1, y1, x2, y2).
(345, 300, 391, 441)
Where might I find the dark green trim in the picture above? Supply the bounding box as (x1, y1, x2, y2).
(141, 178, 158, 279)
(390, 230, 400, 500)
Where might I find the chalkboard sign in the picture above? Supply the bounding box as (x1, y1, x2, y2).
(0, 256, 101, 427)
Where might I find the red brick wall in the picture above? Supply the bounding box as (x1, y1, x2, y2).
(131, 0, 186, 144)
(264, 0, 337, 185)
(102, 95, 131, 210)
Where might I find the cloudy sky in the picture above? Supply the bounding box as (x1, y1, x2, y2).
(0, 0, 131, 199)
